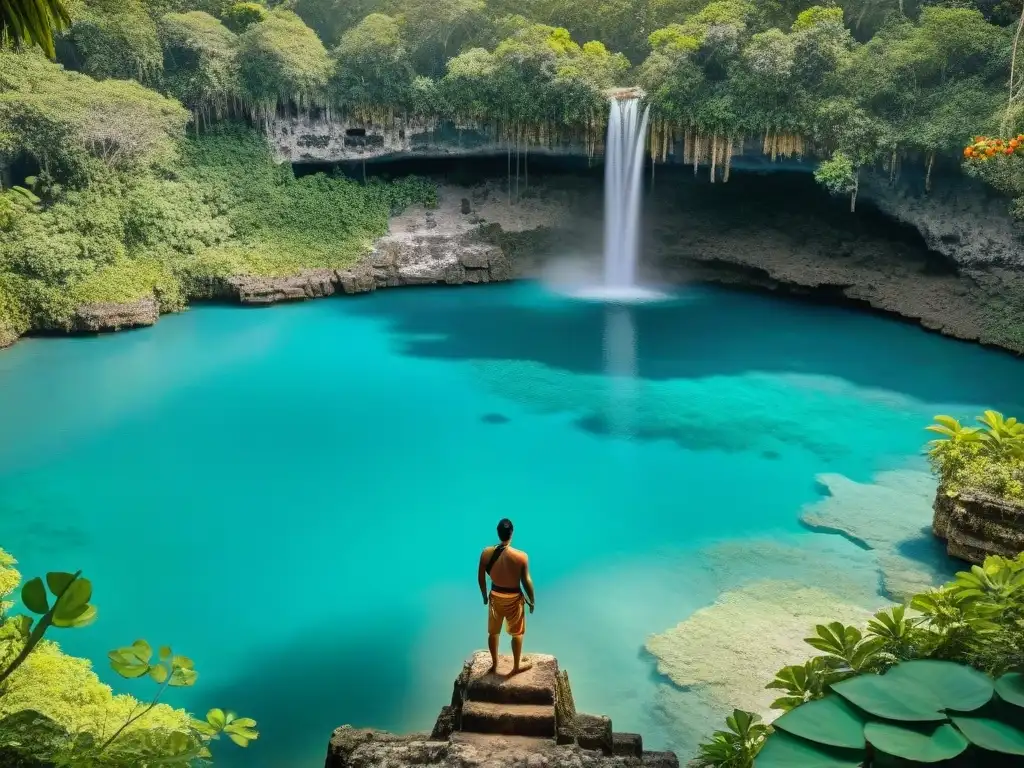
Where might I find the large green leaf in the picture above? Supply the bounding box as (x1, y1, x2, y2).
(996, 673, 1024, 708)
(884, 660, 994, 712)
(52, 578, 91, 621)
(831, 674, 944, 722)
(950, 715, 1024, 755)
(20, 578, 48, 615)
(754, 731, 863, 768)
(772, 695, 866, 749)
(865, 722, 968, 762)
(44, 572, 75, 597)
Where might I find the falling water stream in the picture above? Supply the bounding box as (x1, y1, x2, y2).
(603, 97, 652, 291)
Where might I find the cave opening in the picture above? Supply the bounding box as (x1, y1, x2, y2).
(292, 152, 958, 278)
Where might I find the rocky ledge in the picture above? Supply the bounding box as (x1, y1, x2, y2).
(933, 488, 1024, 564)
(220, 231, 511, 305)
(325, 652, 678, 768)
(71, 297, 160, 333)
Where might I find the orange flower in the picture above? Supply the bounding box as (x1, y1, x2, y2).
(1005, 148, 1013, 155)
(964, 147, 974, 157)
(987, 147, 996, 156)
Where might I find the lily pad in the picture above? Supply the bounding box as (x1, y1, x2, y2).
(772, 694, 866, 749)
(997, 673, 1024, 708)
(950, 715, 1024, 755)
(832, 674, 944, 722)
(864, 722, 969, 762)
(755, 731, 863, 768)
(884, 660, 994, 712)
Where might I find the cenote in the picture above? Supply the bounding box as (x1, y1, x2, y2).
(3, 278, 1024, 766)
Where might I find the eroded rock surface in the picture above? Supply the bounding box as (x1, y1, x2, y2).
(934, 489, 1024, 563)
(325, 652, 677, 768)
(71, 297, 160, 333)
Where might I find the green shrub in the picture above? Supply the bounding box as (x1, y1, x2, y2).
(0, 547, 258, 765)
(697, 554, 1024, 767)
(926, 412, 1024, 502)
(221, 2, 266, 33)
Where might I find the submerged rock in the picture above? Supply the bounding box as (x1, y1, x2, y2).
(933, 488, 1024, 564)
(799, 469, 949, 599)
(645, 580, 875, 725)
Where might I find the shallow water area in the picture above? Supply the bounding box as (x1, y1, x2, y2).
(1, 281, 1023, 767)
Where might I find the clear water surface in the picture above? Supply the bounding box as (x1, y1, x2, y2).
(2, 282, 1023, 766)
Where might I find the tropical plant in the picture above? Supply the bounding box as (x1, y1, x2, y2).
(0, 550, 258, 765)
(0, 0, 71, 58)
(693, 710, 771, 768)
(697, 554, 1024, 768)
(757, 659, 1024, 766)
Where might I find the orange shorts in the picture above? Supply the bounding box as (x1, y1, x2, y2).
(488, 591, 526, 637)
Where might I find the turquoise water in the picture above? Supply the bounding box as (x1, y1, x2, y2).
(2, 281, 1024, 766)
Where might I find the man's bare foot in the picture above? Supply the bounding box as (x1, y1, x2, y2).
(487, 664, 498, 675)
(508, 661, 533, 676)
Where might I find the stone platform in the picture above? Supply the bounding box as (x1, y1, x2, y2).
(325, 651, 679, 767)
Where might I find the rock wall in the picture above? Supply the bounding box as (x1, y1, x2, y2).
(933, 488, 1024, 563)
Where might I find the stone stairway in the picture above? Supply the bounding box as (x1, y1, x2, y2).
(325, 650, 681, 767)
(458, 653, 558, 739)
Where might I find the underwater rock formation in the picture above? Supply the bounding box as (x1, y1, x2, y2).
(645, 580, 875, 725)
(325, 652, 677, 768)
(799, 469, 950, 599)
(933, 489, 1024, 564)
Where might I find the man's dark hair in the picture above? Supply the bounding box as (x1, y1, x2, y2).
(497, 518, 513, 542)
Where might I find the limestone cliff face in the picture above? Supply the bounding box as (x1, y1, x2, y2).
(217, 232, 511, 305)
(933, 488, 1024, 564)
(860, 172, 1024, 270)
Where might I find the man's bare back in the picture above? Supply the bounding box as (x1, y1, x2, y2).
(478, 518, 535, 676)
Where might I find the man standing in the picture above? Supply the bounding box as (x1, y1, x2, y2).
(478, 518, 535, 676)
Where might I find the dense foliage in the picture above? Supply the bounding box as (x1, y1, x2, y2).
(0, 547, 257, 766)
(927, 411, 1024, 501)
(695, 552, 1024, 767)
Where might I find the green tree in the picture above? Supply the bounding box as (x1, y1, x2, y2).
(66, 0, 163, 80)
(0, 0, 71, 58)
(331, 13, 415, 113)
(235, 8, 332, 117)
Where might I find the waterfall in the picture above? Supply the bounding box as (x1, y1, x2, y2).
(603, 97, 651, 290)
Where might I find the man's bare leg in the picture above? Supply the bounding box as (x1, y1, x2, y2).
(509, 635, 532, 675)
(488, 633, 499, 674)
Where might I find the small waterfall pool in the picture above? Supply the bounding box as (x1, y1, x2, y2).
(1, 282, 1021, 766)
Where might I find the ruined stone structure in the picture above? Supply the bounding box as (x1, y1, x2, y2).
(325, 652, 679, 768)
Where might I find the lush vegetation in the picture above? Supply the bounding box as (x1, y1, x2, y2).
(0, 547, 256, 766)
(694, 552, 1024, 767)
(0, 0, 1021, 347)
(927, 410, 1024, 502)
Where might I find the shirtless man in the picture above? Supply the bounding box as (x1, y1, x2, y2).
(478, 518, 536, 676)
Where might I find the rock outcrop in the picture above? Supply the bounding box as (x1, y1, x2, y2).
(219, 233, 511, 305)
(933, 488, 1024, 564)
(71, 297, 160, 333)
(325, 652, 678, 768)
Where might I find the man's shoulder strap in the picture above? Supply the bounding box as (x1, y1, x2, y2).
(485, 543, 507, 575)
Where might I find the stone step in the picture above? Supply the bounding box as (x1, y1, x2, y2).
(464, 652, 557, 706)
(450, 732, 553, 751)
(460, 701, 556, 738)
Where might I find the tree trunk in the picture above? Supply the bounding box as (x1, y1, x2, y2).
(925, 151, 935, 194)
(851, 172, 859, 213)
